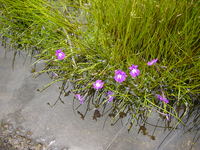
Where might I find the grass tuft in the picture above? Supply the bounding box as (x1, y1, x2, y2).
(0, 0, 200, 133)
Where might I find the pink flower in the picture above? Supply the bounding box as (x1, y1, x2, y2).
(114, 70, 127, 83)
(129, 65, 140, 78)
(147, 59, 158, 66)
(93, 80, 104, 90)
(156, 94, 169, 103)
(55, 49, 65, 60)
(107, 91, 114, 103)
(75, 94, 84, 104)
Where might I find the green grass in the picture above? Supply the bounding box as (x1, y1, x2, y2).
(0, 0, 199, 131)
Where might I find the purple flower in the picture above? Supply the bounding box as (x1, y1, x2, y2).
(114, 70, 127, 83)
(147, 59, 158, 66)
(129, 65, 140, 78)
(75, 94, 84, 104)
(55, 49, 65, 60)
(156, 94, 169, 103)
(107, 91, 114, 103)
(93, 80, 104, 90)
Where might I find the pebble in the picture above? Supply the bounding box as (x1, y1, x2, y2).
(0, 120, 65, 150)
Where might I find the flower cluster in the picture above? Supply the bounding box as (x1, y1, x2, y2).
(55, 52, 168, 105)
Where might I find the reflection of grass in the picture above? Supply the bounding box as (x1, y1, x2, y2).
(0, 0, 199, 131)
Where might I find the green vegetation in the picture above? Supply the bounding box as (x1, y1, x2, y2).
(0, 0, 199, 131)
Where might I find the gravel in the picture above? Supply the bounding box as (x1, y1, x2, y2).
(0, 120, 68, 150)
(0, 121, 46, 150)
